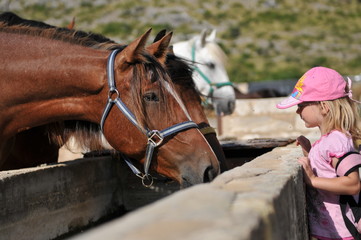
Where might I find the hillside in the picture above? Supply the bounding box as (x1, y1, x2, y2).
(1, 0, 361, 83)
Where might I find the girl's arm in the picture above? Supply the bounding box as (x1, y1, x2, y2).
(298, 156, 360, 195)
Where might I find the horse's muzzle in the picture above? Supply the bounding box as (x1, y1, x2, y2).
(180, 162, 220, 188)
(215, 98, 236, 116)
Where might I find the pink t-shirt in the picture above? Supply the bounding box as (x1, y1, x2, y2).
(307, 130, 356, 240)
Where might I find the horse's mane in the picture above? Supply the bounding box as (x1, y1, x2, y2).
(1, 12, 199, 151)
(0, 12, 120, 50)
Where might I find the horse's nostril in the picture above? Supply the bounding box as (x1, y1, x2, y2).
(228, 100, 235, 113)
(203, 166, 217, 182)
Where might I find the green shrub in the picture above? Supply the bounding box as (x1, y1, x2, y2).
(99, 22, 133, 36)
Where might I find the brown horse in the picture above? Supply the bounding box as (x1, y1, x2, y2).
(0, 12, 227, 175)
(0, 21, 220, 187)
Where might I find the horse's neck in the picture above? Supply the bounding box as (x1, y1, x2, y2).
(0, 32, 108, 139)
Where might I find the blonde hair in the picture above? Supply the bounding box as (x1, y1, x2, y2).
(322, 97, 361, 148)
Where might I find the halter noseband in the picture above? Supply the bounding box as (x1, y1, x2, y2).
(191, 41, 233, 103)
(100, 49, 198, 187)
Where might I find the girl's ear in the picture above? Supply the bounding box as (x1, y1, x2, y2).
(320, 101, 330, 115)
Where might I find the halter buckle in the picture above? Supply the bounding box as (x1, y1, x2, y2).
(147, 130, 164, 147)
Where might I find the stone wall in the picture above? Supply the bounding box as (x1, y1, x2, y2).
(213, 97, 319, 140)
(71, 143, 308, 240)
(0, 157, 124, 240)
(1, 143, 308, 240)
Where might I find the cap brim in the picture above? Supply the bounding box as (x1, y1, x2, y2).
(276, 96, 302, 109)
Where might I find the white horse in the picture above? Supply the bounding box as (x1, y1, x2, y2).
(172, 29, 236, 116)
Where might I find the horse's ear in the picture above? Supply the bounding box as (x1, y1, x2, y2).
(207, 29, 216, 42)
(121, 28, 152, 64)
(200, 29, 208, 47)
(67, 17, 75, 29)
(153, 29, 167, 43)
(147, 31, 173, 64)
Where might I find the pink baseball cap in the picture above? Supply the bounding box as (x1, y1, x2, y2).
(276, 66, 348, 109)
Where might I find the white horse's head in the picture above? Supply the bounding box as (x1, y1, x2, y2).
(172, 29, 236, 116)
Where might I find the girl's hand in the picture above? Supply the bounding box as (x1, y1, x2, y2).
(298, 156, 315, 186)
(296, 135, 311, 157)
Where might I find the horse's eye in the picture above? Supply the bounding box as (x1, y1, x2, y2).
(206, 62, 215, 69)
(143, 92, 159, 102)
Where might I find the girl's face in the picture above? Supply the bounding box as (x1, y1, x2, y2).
(296, 102, 325, 129)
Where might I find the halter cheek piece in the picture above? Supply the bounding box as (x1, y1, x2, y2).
(100, 49, 198, 187)
(191, 41, 234, 104)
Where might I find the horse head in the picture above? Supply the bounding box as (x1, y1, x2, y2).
(173, 29, 236, 116)
(100, 30, 220, 187)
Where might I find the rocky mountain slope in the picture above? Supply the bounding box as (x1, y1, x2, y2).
(1, 0, 361, 82)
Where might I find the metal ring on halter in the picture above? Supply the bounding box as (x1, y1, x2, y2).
(108, 89, 120, 101)
(141, 174, 154, 188)
(147, 130, 164, 147)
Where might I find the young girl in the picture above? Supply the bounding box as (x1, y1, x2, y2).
(277, 66, 361, 240)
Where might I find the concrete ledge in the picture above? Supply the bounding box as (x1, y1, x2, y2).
(71, 143, 308, 240)
(0, 142, 308, 240)
(0, 155, 182, 240)
(0, 157, 124, 240)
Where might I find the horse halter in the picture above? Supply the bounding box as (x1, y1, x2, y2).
(100, 49, 198, 187)
(191, 41, 233, 102)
